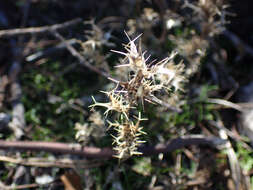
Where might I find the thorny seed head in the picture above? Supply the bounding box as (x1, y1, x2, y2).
(112, 33, 185, 105)
(154, 56, 185, 92)
(89, 89, 134, 119)
(112, 32, 151, 77)
(89, 32, 186, 160)
(108, 112, 147, 160)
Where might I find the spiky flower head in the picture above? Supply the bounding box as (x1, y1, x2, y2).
(88, 32, 186, 160)
(89, 89, 134, 119)
(112, 32, 185, 105)
(108, 112, 147, 160)
(112, 32, 151, 77)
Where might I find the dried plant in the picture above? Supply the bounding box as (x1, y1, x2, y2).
(89, 32, 186, 160)
(75, 0, 231, 160)
(77, 20, 115, 73)
(75, 111, 105, 145)
(170, 33, 208, 77)
(183, 0, 230, 37)
(169, 0, 231, 77)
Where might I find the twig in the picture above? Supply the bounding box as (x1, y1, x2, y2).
(0, 18, 82, 38)
(0, 156, 103, 169)
(140, 135, 225, 156)
(0, 141, 113, 158)
(0, 180, 57, 190)
(217, 120, 242, 190)
(25, 39, 77, 62)
(237, 102, 253, 109)
(208, 120, 247, 142)
(207, 98, 244, 112)
(0, 182, 40, 190)
(51, 30, 113, 79)
(148, 95, 182, 113)
(0, 135, 226, 158)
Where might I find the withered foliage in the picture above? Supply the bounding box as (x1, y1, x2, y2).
(90, 32, 185, 159)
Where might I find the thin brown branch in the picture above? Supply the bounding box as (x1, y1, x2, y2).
(0, 156, 103, 169)
(0, 135, 226, 159)
(0, 18, 82, 38)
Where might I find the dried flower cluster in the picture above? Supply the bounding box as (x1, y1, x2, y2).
(125, 0, 230, 79)
(75, 111, 105, 145)
(78, 20, 115, 73)
(90, 32, 185, 160)
(108, 113, 147, 159)
(168, 0, 231, 77)
(183, 0, 230, 37)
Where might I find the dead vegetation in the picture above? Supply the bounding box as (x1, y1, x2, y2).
(0, 0, 252, 189)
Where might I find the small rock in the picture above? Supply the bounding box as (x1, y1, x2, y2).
(35, 174, 54, 185)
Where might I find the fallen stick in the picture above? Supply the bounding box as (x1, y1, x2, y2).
(0, 135, 226, 159)
(0, 18, 82, 38)
(0, 156, 102, 169)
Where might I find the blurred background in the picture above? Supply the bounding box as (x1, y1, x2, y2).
(0, 0, 252, 189)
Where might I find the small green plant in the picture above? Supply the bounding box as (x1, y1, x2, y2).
(89, 32, 185, 160)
